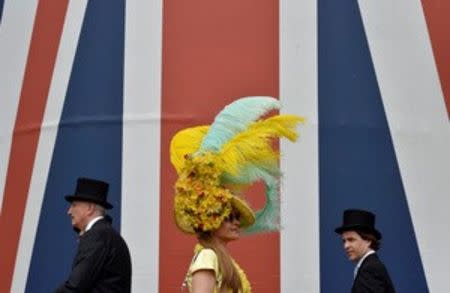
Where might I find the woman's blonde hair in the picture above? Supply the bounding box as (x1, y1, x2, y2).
(197, 231, 242, 293)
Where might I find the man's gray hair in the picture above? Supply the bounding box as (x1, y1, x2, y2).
(94, 204, 106, 216)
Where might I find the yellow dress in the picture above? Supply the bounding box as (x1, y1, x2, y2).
(184, 244, 251, 293)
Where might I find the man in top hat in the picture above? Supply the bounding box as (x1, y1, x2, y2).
(56, 177, 132, 293)
(335, 209, 395, 293)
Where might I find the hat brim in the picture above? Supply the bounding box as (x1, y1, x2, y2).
(65, 194, 113, 209)
(175, 195, 256, 234)
(230, 196, 255, 228)
(335, 225, 382, 240)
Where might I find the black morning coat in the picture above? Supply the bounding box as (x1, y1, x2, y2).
(56, 218, 132, 293)
(352, 253, 395, 293)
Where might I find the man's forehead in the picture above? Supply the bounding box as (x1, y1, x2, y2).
(70, 200, 93, 207)
(341, 230, 360, 239)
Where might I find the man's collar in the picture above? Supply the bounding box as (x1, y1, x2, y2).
(354, 250, 375, 278)
(84, 216, 104, 233)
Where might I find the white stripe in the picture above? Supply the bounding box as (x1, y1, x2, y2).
(280, 0, 319, 292)
(123, 0, 163, 292)
(359, 1, 450, 292)
(10, 2, 88, 292)
(0, 0, 39, 213)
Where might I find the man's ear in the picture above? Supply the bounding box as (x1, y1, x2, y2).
(87, 202, 96, 215)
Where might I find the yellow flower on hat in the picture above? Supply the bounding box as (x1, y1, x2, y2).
(174, 152, 236, 233)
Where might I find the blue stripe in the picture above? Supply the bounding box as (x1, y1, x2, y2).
(26, 1, 125, 291)
(318, 0, 428, 292)
(0, 0, 4, 24)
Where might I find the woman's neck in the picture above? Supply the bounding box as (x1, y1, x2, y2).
(214, 236, 228, 248)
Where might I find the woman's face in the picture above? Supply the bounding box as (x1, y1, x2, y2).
(213, 210, 241, 243)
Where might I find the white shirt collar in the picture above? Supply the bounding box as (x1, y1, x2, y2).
(354, 250, 375, 278)
(85, 216, 104, 232)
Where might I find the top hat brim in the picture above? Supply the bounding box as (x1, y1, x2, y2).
(335, 224, 382, 240)
(65, 194, 113, 209)
(175, 195, 256, 234)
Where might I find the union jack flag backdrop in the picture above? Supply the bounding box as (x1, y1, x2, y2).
(0, 0, 449, 292)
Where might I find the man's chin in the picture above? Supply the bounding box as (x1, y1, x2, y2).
(71, 223, 81, 232)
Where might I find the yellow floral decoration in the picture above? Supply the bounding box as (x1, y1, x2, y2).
(174, 152, 234, 232)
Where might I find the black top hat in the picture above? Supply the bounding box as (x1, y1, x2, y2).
(65, 177, 113, 209)
(335, 209, 382, 240)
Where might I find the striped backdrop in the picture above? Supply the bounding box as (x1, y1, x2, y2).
(0, 0, 449, 292)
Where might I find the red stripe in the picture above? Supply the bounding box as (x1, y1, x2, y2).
(160, 0, 279, 292)
(0, 1, 68, 291)
(421, 0, 450, 117)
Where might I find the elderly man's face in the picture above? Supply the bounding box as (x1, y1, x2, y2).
(67, 201, 93, 232)
(341, 230, 372, 262)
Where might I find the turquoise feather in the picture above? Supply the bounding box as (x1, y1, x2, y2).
(199, 97, 280, 152)
(222, 165, 282, 234)
(245, 175, 280, 234)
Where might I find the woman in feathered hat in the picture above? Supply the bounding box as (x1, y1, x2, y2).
(170, 97, 304, 293)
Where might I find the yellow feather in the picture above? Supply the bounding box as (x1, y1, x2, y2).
(218, 115, 305, 175)
(170, 126, 209, 173)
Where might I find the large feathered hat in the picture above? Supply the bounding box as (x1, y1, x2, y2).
(170, 97, 304, 234)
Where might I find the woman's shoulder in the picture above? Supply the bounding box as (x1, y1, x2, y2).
(191, 247, 218, 271)
(195, 248, 216, 259)
(188, 245, 220, 289)
(193, 244, 217, 261)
